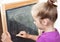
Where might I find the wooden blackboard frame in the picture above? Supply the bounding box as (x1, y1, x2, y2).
(1, 0, 38, 33)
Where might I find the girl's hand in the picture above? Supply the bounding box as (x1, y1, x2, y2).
(1, 32, 12, 42)
(16, 31, 29, 38)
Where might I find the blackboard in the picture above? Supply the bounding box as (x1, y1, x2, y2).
(6, 4, 38, 42)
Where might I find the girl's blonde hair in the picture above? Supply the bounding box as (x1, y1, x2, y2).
(31, 0, 57, 22)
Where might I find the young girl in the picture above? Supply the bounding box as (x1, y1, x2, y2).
(1, 0, 60, 42)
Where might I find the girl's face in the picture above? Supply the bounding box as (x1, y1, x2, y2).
(32, 15, 44, 30)
(32, 14, 53, 30)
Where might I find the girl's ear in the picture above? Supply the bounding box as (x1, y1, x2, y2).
(41, 19, 49, 26)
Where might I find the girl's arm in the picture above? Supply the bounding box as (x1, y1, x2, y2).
(16, 30, 43, 41)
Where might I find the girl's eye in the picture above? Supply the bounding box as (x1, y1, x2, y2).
(33, 21, 36, 24)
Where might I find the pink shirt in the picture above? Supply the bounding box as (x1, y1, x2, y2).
(36, 29, 60, 42)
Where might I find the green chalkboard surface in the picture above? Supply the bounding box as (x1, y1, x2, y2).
(6, 4, 38, 42)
